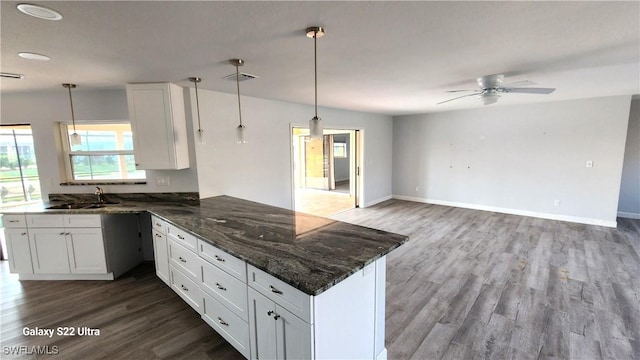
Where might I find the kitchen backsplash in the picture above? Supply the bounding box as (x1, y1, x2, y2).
(48, 192, 200, 204)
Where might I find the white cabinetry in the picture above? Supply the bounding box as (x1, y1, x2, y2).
(27, 214, 106, 275)
(248, 288, 313, 360)
(151, 216, 170, 285)
(3, 214, 33, 274)
(126, 83, 189, 170)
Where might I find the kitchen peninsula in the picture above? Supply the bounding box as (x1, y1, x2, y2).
(1, 195, 408, 360)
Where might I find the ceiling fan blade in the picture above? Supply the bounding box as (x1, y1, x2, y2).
(437, 92, 479, 105)
(500, 80, 537, 88)
(508, 87, 556, 94)
(446, 89, 475, 93)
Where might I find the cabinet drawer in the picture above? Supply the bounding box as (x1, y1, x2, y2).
(198, 239, 246, 282)
(2, 214, 26, 228)
(168, 239, 201, 284)
(167, 224, 197, 253)
(64, 214, 101, 228)
(201, 260, 248, 321)
(151, 215, 167, 234)
(27, 214, 64, 228)
(202, 292, 250, 359)
(170, 265, 202, 314)
(247, 264, 312, 323)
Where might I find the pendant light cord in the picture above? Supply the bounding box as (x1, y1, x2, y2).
(314, 30, 318, 118)
(193, 80, 202, 133)
(236, 64, 243, 126)
(67, 85, 77, 132)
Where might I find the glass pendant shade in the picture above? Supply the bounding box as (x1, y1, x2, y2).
(197, 129, 205, 145)
(309, 116, 323, 139)
(70, 132, 82, 146)
(236, 124, 247, 144)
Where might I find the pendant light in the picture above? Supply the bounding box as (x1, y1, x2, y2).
(188, 77, 205, 144)
(306, 26, 325, 140)
(230, 59, 247, 144)
(62, 83, 81, 146)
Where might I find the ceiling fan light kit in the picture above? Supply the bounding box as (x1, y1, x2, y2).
(438, 73, 556, 106)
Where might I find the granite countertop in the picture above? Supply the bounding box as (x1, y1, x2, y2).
(1, 195, 408, 295)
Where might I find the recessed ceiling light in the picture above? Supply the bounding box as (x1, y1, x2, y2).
(17, 3, 63, 20)
(18, 52, 50, 61)
(0, 72, 25, 79)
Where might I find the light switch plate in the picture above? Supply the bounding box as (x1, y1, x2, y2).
(156, 176, 170, 186)
(586, 160, 593, 168)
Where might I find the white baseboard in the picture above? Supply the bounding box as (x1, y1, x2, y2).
(392, 195, 618, 228)
(19, 273, 115, 281)
(618, 211, 640, 219)
(363, 195, 392, 208)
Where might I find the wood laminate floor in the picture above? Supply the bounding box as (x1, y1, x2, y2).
(1, 200, 639, 359)
(332, 200, 640, 360)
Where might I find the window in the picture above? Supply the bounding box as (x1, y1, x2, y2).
(0, 125, 41, 208)
(333, 142, 347, 158)
(60, 123, 145, 182)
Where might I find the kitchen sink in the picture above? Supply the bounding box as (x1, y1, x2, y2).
(46, 201, 119, 210)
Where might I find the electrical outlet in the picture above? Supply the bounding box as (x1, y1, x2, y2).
(155, 176, 170, 186)
(554, 199, 561, 207)
(415, 186, 419, 192)
(586, 160, 593, 168)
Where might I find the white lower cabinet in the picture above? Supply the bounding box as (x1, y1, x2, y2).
(29, 228, 72, 274)
(4, 228, 33, 274)
(169, 265, 202, 314)
(203, 292, 251, 358)
(152, 229, 170, 285)
(66, 228, 107, 274)
(248, 288, 312, 360)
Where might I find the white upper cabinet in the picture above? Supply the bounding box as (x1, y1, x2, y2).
(126, 83, 190, 170)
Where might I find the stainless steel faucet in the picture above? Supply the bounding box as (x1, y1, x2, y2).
(95, 186, 104, 203)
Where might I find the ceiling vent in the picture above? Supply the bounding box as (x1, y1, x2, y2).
(223, 72, 259, 82)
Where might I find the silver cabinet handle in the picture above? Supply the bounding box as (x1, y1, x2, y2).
(267, 311, 281, 320)
(21, 232, 27, 236)
(155, 233, 162, 238)
(215, 282, 227, 291)
(59, 232, 66, 236)
(178, 257, 187, 263)
(8, 220, 19, 223)
(269, 285, 283, 294)
(181, 284, 188, 291)
(214, 255, 225, 262)
(177, 234, 185, 240)
(217, 317, 229, 326)
(155, 222, 161, 227)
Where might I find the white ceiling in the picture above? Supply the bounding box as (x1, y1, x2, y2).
(1, 1, 639, 115)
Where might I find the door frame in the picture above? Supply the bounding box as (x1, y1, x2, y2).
(289, 123, 364, 212)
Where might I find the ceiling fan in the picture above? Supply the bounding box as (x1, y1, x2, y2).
(437, 74, 556, 105)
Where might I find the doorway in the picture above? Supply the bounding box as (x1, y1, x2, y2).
(292, 127, 361, 217)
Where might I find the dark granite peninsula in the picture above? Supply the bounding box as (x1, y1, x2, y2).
(1, 194, 408, 359)
(151, 195, 408, 295)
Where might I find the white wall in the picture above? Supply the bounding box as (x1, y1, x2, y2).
(1, 89, 199, 199)
(392, 96, 632, 227)
(618, 98, 640, 218)
(186, 89, 393, 209)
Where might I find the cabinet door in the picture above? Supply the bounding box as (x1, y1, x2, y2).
(153, 230, 170, 285)
(4, 228, 33, 274)
(66, 228, 107, 274)
(126, 83, 189, 170)
(29, 229, 70, 274)
(275, 305, 313, 360)
(248, 288, 278, 360)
